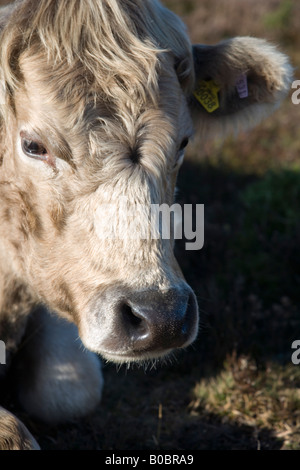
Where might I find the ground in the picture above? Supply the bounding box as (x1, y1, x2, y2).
(1, 0, 300, 451)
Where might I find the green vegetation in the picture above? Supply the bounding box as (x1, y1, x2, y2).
(264, 1, 294, 43)
(231, 170, 300, 302)
(264, 0, 293, 30)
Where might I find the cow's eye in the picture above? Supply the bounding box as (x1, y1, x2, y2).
(175, 137, 189, 168)
(21, 136, 48, 160)
(179, 137, 189, 152)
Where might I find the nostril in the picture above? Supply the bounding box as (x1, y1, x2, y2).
(121, 302, 143, 328)
(120, 302, 150, 342)
(115, 288, 199, 353)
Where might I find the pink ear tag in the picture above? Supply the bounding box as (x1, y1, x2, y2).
(235, 74, 248, 99)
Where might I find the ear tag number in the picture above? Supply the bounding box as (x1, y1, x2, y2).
(193, 80, 220, 113)
(236, 74, 248, 98)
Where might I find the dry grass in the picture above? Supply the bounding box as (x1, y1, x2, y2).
(190, 355, 300, 449)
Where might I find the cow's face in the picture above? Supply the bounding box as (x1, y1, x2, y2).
(0, 0, 292, 364)
(1, 49, 199, 363)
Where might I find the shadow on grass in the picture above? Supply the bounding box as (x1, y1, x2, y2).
(175, 159, 300, 369)
(30, 353, 285, 451)
(35, 407, 284, 450)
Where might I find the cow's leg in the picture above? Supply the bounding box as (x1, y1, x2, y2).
(13, 308, 103, 424)
(0, 406, 40, 450)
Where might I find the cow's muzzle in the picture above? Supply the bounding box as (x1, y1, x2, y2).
(85, 285, 199, 362)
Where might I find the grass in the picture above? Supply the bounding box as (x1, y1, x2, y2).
(190, 358, 300, 449)
(228, 169, 300, 303)
(1, 0, 300, 451)
(264, 1, 295, 45)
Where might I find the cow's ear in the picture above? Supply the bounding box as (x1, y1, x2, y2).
(189, 37, 293, 138)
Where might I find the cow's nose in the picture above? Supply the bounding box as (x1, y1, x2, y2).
(117, 287, 198, 352)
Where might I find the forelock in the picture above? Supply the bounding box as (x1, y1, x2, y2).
(0, 0, 194, 115)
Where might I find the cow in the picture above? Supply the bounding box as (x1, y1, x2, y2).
(0, 0, 292, 450)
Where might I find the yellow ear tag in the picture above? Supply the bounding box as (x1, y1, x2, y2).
(193, 80, 220, 113)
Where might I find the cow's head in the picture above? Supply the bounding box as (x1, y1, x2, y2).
(0, 0, 292, 363)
